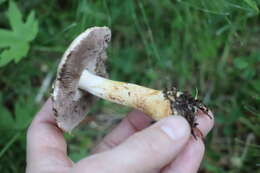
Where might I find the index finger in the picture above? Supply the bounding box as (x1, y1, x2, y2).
(92, 110, 152, 153)
(162, 111, 214, 173)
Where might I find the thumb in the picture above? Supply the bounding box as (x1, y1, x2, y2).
(73, 116, 190, 173)
(113, 115, 191, 172)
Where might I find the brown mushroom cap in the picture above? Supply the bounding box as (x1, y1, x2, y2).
(52, 26, 111, 132)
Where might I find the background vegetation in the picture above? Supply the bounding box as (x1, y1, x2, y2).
(0, 0, 259, 172)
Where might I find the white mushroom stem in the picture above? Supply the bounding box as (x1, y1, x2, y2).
(79, 70, 172, 120)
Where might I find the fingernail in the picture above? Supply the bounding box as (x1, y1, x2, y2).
(196, 110, 214, 137)
(160, 116, 190, 141)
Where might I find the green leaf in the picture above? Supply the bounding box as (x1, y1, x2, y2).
(0, 1, 38, 67)
(234, 58, 249, 69)
(24, 11, 39, 42)
(6, 1, 23, 31)
(0, 108, 14, 130)
(242, 68, 256, 79)
(0, 42, 29, 66)
(14, 96, 38, 130)
(0, 95, 15, 130)
(0, 29, 19, 47)
(0, 0, 7, 5)
(250, 80, 260, 93)
(243, 0, 259, 13)
(0, 132, 20, 159)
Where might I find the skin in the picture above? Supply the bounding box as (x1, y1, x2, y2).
(26, 99, 214, 173)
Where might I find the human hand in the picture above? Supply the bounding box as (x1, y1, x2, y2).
(26, 99, 214, 173)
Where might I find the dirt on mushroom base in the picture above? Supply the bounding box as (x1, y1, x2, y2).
(163, 87, 212, 138)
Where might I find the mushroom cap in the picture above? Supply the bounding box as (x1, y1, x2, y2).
(52, 26, 111, 132)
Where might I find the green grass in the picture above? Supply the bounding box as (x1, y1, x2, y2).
(0, 0, 259, 172)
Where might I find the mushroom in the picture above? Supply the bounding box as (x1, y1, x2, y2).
(52, 26, 211, 137)
(52, 26, 111, 132)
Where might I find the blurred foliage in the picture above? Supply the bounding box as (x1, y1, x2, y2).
(0, 1, 38, 66)
(0, 0, 259, 172)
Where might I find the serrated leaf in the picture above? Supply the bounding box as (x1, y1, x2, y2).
(0, 43, 29, 66)
(0, 29, 18, 47)
(0, 1, 38, 67)
(24, 11, 39, 42)
(6, 1, 23, 32)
